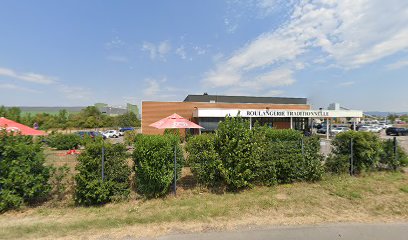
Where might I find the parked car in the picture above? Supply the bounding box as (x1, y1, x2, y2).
(358, 126, 372, 132)
(379, 123, 393, 129)
(317, 127, 328, 134)
(118, 127, 135, 136)
(330, 127, 350, 136)
(103, 130, 119, 138)
(369, 125, 383, 133)
(77, 131, 106, 139)
(385, 127, 408, 136)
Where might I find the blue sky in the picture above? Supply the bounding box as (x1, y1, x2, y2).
(1, 0, 408, 112)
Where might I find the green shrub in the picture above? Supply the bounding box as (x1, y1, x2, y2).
(49, 165, 71, 201)
(133, 134, 184, 198)
(253, 126, 323, 184)
(47, 133, 81, 150)
(380, 139, 408, 170)
(164, 128, 184, 142)
(329, 131, 383, 174)
(124, 131, 138, 146)
(74, 142, 131, 206)
(215, 116, 257, 191)
(186, 119, 323, 190)
(325, 154, 350, 174)
(186, 134, 222, 187)
(0, 133, 51, 212)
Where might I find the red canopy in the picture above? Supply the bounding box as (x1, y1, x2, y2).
(0, 117, 47, 136)
(149, 113, 203, 129)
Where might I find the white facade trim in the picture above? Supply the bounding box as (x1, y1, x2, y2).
(193, 108, 363, 118)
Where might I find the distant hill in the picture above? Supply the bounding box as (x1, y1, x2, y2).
(8, 106, 86, 115)
(365, 111, 408, 117)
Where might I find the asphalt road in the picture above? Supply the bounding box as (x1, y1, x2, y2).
(157, 223, 408, 240)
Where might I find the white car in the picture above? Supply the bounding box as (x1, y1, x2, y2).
(379, 123, 393, 129)
(358, 126, 372, 132)
(370, 125, 382, 133)
(330, 127, 350, 135)
(103, 130, 119, 138)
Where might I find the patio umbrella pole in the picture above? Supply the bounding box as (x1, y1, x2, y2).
(174, 145, 177, 196)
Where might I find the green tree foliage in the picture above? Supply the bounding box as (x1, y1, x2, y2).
(327, 131, 383, 174)
(0, 133, 51, 212)
(0, 105, 141, 130)
(380, 139, 408, 170)
(133, 134, 184, 198)
(74, 142, 131, 206)
(46, 133, 82, 150)
(186, 117, 323, 191)
(117, 112, 140, 127)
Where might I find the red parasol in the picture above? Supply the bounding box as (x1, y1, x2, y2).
(0, 117, 47, 136)
(149, 113, 203, 129)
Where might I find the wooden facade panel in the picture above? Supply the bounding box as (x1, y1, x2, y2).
(142, 101, 310, 135)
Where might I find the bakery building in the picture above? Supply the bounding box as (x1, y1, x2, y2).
(141, 94, 363, 135)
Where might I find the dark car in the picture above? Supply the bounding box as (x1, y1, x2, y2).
(385, 127, 408, 136)
(119, 127, 135, 136)
(77, 131, 106, 139)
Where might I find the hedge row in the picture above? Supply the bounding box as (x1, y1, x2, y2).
(326, 131, 408, 174)
(74, 142, 131, 205)
(133, 134, 184, 198)
(186, 116, 323, 191)
(0, 133, 51, 212)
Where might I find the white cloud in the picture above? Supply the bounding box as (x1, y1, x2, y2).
(205, 0, 408, 94)
(386, 59, 408, 70)
(142, 40, 171, 60)
(0, 67, 56, 84)
(57, 84, 91, 100)
(0, 83, 41, 93)
(337, 81, 355, 87)
(175, 46, 187, 60)
(105, 36, 125, 49)
(143, 78, 163, 97)
(158, 41, 171, 56)
(142, 77, 189, 101)
(142, 42, 157, 59)
(266, 89, 284, 96)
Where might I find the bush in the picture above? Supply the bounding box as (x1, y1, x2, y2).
(186, 118, 323, 191)
(215, 116, 257, 191)
(186, 134, 222, 188)
(328, 131, 383, 174)
(380, 139, 408, 170)
(74, 142, 131, 206)
(255, 127, 322, 184)
(0, 133, 51, 212)
(47, 133, 81, 150)
(164, 128, 184, 142)
(124, 131, 138, 146)
(133, 134, 184, 198)
(325, 154, 350, 174)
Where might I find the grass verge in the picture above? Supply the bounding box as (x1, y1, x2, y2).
(0, 171, 407, 239)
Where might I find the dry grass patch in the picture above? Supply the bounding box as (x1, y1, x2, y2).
(0, 172, 407, 239)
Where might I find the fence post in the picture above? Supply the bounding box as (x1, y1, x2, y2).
(393, 137, 398, 170)
(350, 138, 354, 176)
(301, 138, 304, 156)
(174, 145, 177, 196)
(101, 143, 105, 181)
